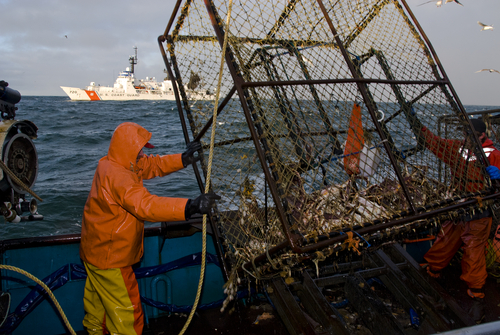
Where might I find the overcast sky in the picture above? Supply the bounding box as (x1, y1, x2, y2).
(1, 0, 499, 106)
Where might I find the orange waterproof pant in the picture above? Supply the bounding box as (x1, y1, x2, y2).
(424, 217, 492, 291)
(83, 262, 144, 335)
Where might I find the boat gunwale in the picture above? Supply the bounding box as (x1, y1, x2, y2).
(0, 216, 205, 251)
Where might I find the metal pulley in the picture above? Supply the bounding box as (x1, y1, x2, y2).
(3, 132, 38, 194)
(0, 120, 38, 194)
(0, 119, 41, 221)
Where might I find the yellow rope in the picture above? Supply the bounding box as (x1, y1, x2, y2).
(177, 1, 234, 334)
(0, 265, 75, 335)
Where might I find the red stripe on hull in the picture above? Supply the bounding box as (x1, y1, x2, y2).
(85, 90, 101, 101)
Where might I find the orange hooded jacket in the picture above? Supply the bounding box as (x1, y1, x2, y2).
(80, 122, 188, 269)
(421, 126, 500, 193)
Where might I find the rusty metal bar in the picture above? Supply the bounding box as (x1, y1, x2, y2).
(158, 36, 190, 147)
(372, 50, 425, 151)
(193, 86, 237, 142)
(302, 191, 500, 253)
(389, 244, 475, 327)
(168, 0, 500, 277)
(202, 0, 302, 251)
(256, 48, 313, 166)
(163, 0, 184, 38)
(343, 0, 392, 49)
(266, 278, 318, 335)
(241, 78, 447, 87)
(159, 34, 208, 194)
(297, 271, 350, 334)
(282, 42, 343, 154)
(345, 273, 406, 334)
(170, 0, 194, 41)
(314, 266, 391, 287)
(162, 36, 208, 194)
(266, 0, 300, 40)
(158, 34, 230, 281)
(239, 191, 500, 272)
(398, 0, 489, 169)
(370, 249, 459, 331)
(174, 35, 336, 48)
(316, 0, 417, 214)
(383, 84, 439, 124)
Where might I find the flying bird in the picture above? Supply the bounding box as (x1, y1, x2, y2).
(475, 69, 500, 74)
(445, 0, 463, 6)
(477, 22, 493, 31)
(417, 0, 442, 7)
(64, 35, 68, 38)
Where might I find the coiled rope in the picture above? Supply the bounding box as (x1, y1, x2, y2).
(0, 265, 75, 335)
(0, 159, 42, 202)
(178, 1, 234, 334)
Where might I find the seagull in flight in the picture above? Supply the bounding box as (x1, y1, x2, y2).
(417, 0, 442, 7)
(475, 69, 500, 74)
(478, 22, 493, 31)
(445, 0, 463, 6)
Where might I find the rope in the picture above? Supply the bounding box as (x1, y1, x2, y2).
(0, 265, 75, 335)
(0, 159, 42, 202)
(177, 1, 234, 334)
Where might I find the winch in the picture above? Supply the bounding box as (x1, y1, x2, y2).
(0, 81, 41, 222)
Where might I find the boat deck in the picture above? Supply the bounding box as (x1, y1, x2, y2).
(138, 263, 500, 335)
(145, 300, 288, 335)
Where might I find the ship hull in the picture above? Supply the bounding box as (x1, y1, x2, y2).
(60, 86, 177, 101)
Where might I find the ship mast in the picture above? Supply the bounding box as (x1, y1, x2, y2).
(129, 46, 138, 74)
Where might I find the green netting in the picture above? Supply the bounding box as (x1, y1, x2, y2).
(160, 0, 499, 299)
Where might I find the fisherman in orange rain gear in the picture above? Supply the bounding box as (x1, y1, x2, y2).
(420, 118, 500, 324)
(80, 122, 219, 335)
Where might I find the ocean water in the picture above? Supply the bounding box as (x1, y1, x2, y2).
(0, 96, 498, 240)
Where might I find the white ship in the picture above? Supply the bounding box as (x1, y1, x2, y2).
(60, 47, 212, 101)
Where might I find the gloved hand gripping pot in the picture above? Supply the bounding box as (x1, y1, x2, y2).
(185, 193, 221, 219)
(181, 141, 202, 167)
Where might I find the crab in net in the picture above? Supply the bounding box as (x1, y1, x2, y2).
(284, 162, 448, 238)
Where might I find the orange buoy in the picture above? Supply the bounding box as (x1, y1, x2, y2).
(343, 103, 364, 175)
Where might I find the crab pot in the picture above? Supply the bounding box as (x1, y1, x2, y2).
(159, 0, 500, 282)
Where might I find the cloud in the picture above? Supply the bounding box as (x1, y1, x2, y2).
(1, 0, 174, 95)
(1, 0, 499, 105)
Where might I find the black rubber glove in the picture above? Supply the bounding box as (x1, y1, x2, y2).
(181, 141, 202, 167)
(185, 193, 221, 219)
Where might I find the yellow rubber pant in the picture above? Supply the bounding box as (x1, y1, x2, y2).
(83, 262, 144, 335)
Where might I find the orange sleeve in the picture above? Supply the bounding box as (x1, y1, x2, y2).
(112, 168, 188, 222)
(422, 127, 462, 167)
(137, 153, 185, 180)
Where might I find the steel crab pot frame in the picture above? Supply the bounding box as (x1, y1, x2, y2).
(158, 0, 500, 282)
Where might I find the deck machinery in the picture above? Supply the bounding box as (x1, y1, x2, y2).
(159, 0, 500, 333)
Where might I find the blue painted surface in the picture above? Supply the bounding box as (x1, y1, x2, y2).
(1, 243, 84, 335)
(0, 232, 226, 335)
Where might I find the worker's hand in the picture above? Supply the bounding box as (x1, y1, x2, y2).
(410, 107, 425, 131)
(185, 193, 221, 219)
(181, 141, 201, 167)
(486, 166, 500, 180)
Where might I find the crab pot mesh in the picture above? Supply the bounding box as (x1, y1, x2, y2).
(161, 0, 499, 286)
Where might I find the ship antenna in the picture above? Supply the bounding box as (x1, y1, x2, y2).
(129, 46, 138, 74)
